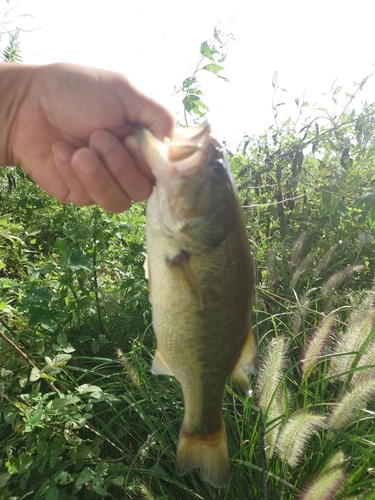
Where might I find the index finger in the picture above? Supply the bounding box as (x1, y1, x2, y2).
(116, 79, 174, 141)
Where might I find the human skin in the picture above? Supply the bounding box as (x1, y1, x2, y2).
(0, 62, 174, 212)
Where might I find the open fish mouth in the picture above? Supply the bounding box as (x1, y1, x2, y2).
(134, 121, 213, 177)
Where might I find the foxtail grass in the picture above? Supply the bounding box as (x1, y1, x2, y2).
(291, 252, 316, 288)
(301, 313, 337, 380)
(312, 245, 338, 280)
(326, 451, 346, 470)
(351, 339, 375, 385)
(321, 264, 364, 298)
(256, 336, 289, 459)
(328, 289, 375, 381)
(256, 336, 290, 413)
(275, 412, 325, 468)
(327, 380, 375, 432)
(299, 467, 346, 500)
(290, 293, 312, 335)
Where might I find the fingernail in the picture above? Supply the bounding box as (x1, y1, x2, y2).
(91, 130, 114, 154)
(73, 149, 98, 174)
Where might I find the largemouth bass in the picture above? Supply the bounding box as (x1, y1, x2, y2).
(135, 121, 257, 488)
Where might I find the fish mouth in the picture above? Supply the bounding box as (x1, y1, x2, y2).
(134, 121, 212, 179)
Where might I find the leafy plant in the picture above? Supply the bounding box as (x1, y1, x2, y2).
(173, 24, 233, 125)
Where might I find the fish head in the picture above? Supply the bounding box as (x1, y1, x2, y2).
(135, 121, 239, 247)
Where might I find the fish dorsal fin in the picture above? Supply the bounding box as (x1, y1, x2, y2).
(230, 326, 257, 396)
(151, 349, 174, 376)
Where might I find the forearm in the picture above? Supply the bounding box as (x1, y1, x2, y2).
(0, 63, 37, 167)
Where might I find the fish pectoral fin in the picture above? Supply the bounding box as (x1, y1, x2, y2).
(143, 255, 149, 280)
(166, 250, 203, 309)
(230, 325, 258, 396)
(143, 254, 152, 302)
(151, 349, 174, 376)
(176, 420, 230, 488)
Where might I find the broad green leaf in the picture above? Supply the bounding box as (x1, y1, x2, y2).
(67, 250, 92, 271)
(20, 470, 30, 491)
(0, 214, 10, 225)
(77, 384, 102, 394)
(64, 345, 76, 353)
(354, 192, 374, 209)
(45, 485, 59, 500)
(45, 357, 53, 366)
(56, 332, 68, 345)
(336, 200, 346, 215)
(30, 366, 40, 381)
(92, 476, 108, 496)
(53, 470, 73, 485)
(182, 76, 197, 88)
(200, 40, 216, 61)
(1, 368, 13, 378)
(112, 475, 125, 487)
(76, 467, 94, 487)
(0, 472, 11, 488)
(53, 354, 72, 366)
(322, 191, 332, 208)
(330, 211, 340, 227)
(369, 207, 375, 228)
(202, 63, 225, 74)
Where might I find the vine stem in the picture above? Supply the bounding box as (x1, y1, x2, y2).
(92, 207, 105, 338)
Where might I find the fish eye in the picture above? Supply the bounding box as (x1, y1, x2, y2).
(210, 159, 224, 174)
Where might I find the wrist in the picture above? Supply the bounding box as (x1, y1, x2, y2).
(0, 63, 36, 167)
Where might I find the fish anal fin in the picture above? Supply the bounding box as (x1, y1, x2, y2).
(230, 325, 258, 396)
(176, 421, 229, 488)
(151, 349, 174, 376)
(167, 250, 203, 309)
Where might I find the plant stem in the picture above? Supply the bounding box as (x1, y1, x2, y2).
(0, 323, 61, 395)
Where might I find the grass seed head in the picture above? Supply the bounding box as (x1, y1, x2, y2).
(351, 339, 375, 385)
(328, 290, 375, 381)
(299, 467, 346, 500)
(321, 264, 364, 297)
(328, 380, 375, 432)
(275, 412, 325, 468)
(256, 336, 290, 413)
(302, 313, 337, 380)
(313, 245, 337, 281)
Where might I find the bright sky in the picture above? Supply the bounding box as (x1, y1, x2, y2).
(2, 0, 375, 146)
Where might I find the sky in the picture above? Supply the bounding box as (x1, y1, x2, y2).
(2, 0, 375, 146)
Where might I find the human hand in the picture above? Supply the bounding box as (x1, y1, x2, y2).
(3, 63, 174, 212)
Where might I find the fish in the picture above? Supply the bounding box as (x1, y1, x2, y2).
(135, 121, 257, 488)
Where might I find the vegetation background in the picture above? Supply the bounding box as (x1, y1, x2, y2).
(1, 15, 375, 500)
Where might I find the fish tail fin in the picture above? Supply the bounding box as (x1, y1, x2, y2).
(175, 421, 230, 488)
